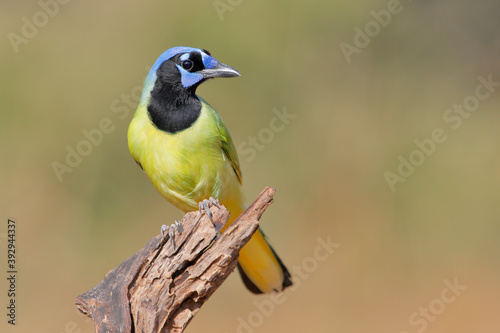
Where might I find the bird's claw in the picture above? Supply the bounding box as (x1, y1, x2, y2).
(160, 219, 183, 248)
(198, 197, 220, 221)
(174, 219, 183, 234)
(161, 224, 169, 238)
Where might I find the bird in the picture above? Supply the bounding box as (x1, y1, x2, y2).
(128, 46, 292, 294)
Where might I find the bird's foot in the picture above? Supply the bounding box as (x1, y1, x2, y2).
(198, 197, 225, 232)
(198, 197, 221, 221)
(160, 219, 183, 248)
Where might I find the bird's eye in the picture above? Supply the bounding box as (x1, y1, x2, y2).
(181, 60, 194, 70)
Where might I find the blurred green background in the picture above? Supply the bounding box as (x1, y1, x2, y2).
(1, 0, 500, 332)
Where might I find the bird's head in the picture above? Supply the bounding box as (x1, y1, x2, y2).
(139, 46, 240, 106)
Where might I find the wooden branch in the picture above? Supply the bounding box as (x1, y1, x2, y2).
(75, 186, 276, 333)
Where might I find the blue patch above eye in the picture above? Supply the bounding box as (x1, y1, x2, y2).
(180, 53, 190, 61)
(202, 54, 219, 69)
(177, 65, 203, 88)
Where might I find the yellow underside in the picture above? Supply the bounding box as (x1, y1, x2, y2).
(128, 98, 285, 293)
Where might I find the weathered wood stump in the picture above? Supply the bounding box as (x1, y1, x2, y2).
(75, 187, 276, 333)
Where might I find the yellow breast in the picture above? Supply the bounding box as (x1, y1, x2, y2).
(128, 100, 242, 213)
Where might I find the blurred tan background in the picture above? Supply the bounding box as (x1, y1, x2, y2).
(1, 1, 500, 332)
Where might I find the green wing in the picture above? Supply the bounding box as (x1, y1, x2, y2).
(200, 96, 242, 184)
(214, 113, 242, 184)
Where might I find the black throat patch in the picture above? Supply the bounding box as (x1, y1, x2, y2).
(147, 59, 202, 134)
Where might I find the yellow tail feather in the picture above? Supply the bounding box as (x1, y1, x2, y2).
(237, 229, 292, 294)
(219, 200, 292, 293)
